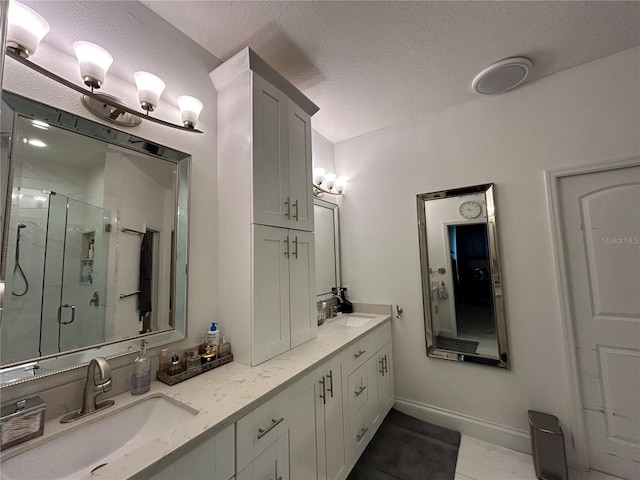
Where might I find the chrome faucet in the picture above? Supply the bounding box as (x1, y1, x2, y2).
(60, 357, 114, 423)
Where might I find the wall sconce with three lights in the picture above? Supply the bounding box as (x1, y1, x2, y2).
(5, 1, 204, 132)
(313, 168, 345, 197)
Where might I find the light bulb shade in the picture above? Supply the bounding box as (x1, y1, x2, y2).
(313, 168, 326, 185)
(177, 95, 203, 128)
(324, 173, 337, 190)
(335, 177, 346, 194)
(134, 71, 165, 112)
(7, 2, 50, 58)
(73, 41, 113, 89)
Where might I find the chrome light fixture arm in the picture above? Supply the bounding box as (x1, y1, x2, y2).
(5, 48, 203, 133)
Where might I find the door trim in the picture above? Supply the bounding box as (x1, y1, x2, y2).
(544, 156, 640, 470)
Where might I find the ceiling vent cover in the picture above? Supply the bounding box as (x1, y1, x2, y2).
(472, 57, 533, 95)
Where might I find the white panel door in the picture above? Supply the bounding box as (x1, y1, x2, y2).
(288, 101, 314, 232)
(558, 164, 640, 479)
(289, 230, 317, 348)
(253, 225, 290, 365)
(252, 73, 290, 229)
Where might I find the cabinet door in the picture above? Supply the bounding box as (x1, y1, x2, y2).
(367, 342, 394, 435)
(289, 230, 316, 348)
(253, 225, 291, 365)
(289, 370, 322, 480)
(288, 101, 314, 232)
(252, 73, 290, 229)
(378, 343, 394, 416)
(322, 356, 347, 480)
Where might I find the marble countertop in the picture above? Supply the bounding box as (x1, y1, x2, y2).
(1, 312, 391, 479)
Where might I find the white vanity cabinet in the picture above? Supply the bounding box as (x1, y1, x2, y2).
(141, 423, 235, 480)
(289, 354, 347, 480)
(342, 322, 394, 471)
(212, 47, 319, 367)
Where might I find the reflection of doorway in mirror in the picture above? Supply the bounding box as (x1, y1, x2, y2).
(445, 224, 497, 357)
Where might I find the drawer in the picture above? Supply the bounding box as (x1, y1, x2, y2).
(236, 391, 289, 472)
(345, 336, 369, 374)
(347, 363, 368, 419)
(348, 403, 370, 462)
(369, 321, 391, 356)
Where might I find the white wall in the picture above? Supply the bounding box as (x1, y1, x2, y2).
(334, 46, 640, 456)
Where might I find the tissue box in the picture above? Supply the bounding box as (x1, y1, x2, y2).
(1, 396, 46, 450)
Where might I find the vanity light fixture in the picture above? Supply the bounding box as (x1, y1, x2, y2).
(312, 167, 346, 197)
(134, 71, 165, 112)
(73, 41, 113, 90)
(5, 2, 203, 133)
(177, 96, 204, 129)
(6, 2, 50, 58)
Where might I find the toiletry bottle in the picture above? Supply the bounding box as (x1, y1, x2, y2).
(131, 340, 151, 395)
(159, 348, 169, 375)
(207, 323, 219, 347)
(218, 336, 231, 357)
(198, 334, 207, 355)
(168, 353, 184, 375)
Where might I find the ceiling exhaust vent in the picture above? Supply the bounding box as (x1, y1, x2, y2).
(472, 57, 533, 95)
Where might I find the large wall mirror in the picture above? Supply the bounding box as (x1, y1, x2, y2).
(0, 91, 190, 385)
(314, 198, 340, 299)
(416, 183, 509, 368)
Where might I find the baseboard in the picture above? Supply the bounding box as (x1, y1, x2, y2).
(394, 397, 532, 454)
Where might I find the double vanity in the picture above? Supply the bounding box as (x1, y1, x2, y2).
(0, 310, 393, 480)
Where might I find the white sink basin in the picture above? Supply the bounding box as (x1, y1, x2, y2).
(1, 394, 197, 480)
(331, 313, 377, 327)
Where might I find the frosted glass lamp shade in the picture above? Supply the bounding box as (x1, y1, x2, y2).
(73, 41, 113, 89)
(7, 2, 50, 58)
(335, 178, 346, 194)
(177, 96, 203, 128)
(313, 168, 326, 185)
(324, 173, 337, 190)
(134, 72, 165, 112)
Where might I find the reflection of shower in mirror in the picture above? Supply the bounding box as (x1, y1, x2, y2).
(12, 223, 29, 296)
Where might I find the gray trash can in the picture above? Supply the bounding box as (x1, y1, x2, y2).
(528, 410, 569, 480)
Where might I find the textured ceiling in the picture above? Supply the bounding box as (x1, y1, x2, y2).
(144, 1, 640, 143)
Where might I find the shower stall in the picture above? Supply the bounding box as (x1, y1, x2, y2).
(1, 188, 110, 364)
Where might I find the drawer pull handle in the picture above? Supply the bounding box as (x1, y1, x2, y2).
(384, 354, 389, 374)
(284, 235, 290, 259)
(293, 199, 299, 221)
(356, 427, 369, 441)
(354, 385, 367, 397)
(293, 236, 298, 259)
(257, 417, 285, 439)
(353, 350, 366, 359)
(284, 197, 290, 219)
(379, 357, 385, 375)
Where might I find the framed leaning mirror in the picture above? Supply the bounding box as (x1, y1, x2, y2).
(416, 183, 509, 368)
(0, 91, 190, 385)
(314, 198, 340, 300)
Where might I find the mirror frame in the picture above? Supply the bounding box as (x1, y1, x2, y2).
(416, 183, 509, 369)
(0, 91, 191, 386)
(314, 198, 341, 300)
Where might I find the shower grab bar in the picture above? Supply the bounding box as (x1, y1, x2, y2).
(119, 291, 140, 299)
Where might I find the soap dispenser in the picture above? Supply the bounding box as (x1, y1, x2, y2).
(131, 339, 151, 395)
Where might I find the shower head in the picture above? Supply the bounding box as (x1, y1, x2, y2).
(18, 223, 27, 229)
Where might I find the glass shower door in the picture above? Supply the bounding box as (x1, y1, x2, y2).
(40, 194, 110, 355)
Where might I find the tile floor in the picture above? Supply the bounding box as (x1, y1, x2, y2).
(455, 436, 624, 480)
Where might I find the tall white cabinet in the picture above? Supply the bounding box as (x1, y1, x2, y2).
(211, 47, 319, 366)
